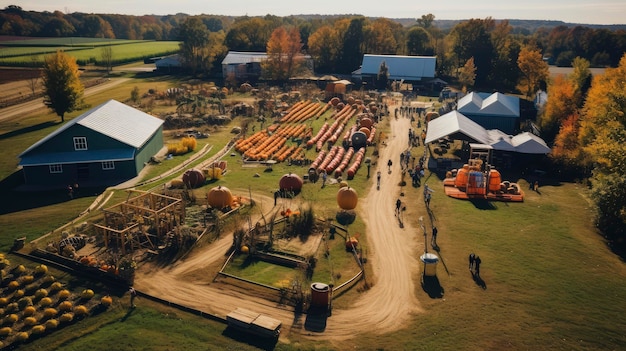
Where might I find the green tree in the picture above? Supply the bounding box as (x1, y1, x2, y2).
(374, 61, 389, 90)
(308, 25, 339, 73)
(364, 18, 400, 55)
(41, 50, 84, 122)
(406, 26, 432, 55)
(337, 17, 365, 74)
(130, 86, 140, 104)
(569, 56, 592, 107)
(178, 17, 209, 76)
(449, 18, 495, 88)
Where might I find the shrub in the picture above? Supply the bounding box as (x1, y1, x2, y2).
(4, 314, 18, 324)
(0, 327, 11, 336)
(0, 297, 8, 306)
(12, 265, 26, 276)
(100, 295, 113, 306)
(7, 281, 20, 290)
(21, 275, 34, 284)
(12, 289, 24, 299)
(181, 136, 197, 152)
(15, 331, 28, 341)
(49, 282, 63, 292)
(34, 264, 48, 275)
(5, 303, 18, 313)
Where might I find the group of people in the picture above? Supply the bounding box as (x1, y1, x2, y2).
(468, 253, 482, 276)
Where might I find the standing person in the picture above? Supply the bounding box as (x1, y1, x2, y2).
(321, 170, 327, 188)
(425, 192, 431, 208)
(67, 185, 74, 199)
(474, 256, 482, 276)
(129, 287, 137, 308)
(274, 190, 279, 206)
(533, 180, 539, 192)
(469, 253, 476, 272)
(377, 171, 381, 189)
(395, 198, 402, 216)
(387, 159, 393, 172)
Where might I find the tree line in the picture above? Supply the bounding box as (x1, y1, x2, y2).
(3, 7, 626, 83)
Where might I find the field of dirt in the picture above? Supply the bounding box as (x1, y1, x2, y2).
(133, 103, 425, 343)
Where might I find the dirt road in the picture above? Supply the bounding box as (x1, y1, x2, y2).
(0, 78, 131, 122)
(134, 106, 424, 342)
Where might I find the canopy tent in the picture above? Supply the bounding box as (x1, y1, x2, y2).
(425, 111, 550, 154)
(511, 132, 551, 154)
(424, 110, 490, 145)
(458, 92, 519, 117)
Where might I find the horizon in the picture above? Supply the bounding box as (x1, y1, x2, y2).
(2, 1, 625, 26)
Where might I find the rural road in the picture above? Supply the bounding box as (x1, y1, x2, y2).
(0, 78, 131, 122)
(134, 103, 425, 343)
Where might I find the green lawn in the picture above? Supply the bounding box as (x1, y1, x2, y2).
(0, 79, 625, 350)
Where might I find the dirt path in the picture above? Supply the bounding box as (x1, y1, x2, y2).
(0, 78, 131, 122)
(134, 106, 424, 342)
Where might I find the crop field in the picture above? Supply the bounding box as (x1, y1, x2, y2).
(0, 37, 144, 47)
(0, 39, 180, 66)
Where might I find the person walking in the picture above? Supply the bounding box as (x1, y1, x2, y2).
(129, 287, 137, 308)
(431, 226, 438, 246)
(387, 159, 393, 172)
(395, 198, 402, 216)
(321, 170, 327, 188)
(474, 256, 482, 276)
(377, 171, 381, 189)
(469, 253, 476, 272)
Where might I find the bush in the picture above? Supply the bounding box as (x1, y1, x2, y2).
(181, 136, 197, 152)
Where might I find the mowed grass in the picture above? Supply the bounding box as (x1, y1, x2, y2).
(0, 81, 625, 350)
(0, 40, 180, 65)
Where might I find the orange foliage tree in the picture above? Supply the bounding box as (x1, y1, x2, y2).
(262, 26, 306, 81)
(517, 45, 549, 98)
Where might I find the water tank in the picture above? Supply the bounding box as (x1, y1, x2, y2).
(351, 131, 367, 149)
(310, 282, 331, 308)
(488, 169, 502, 192)
(455, 167, 469, 188)
(467, 171, 486, 195)
(420, 252, 439, 277)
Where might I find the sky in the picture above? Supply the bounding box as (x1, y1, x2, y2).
(3, 0, 626, 25)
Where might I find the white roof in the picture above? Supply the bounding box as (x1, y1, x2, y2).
(424, 110, 489, 144)
(222, 51, 268, 65)
(425, 112, 550, 154)
(20, 100, 163, 157)
(511, 132, 551, 154)
(360, 54, 436, 81)
(458, 92, 520, 117)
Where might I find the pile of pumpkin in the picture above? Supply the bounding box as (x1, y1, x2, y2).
(78, 256, 119, 275)
(0, 258, 113, 348)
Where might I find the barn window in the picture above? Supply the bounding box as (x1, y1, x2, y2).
(49, 164, 63, 173)
(73, 137, 88, 150)
(102, 161, 115, 170)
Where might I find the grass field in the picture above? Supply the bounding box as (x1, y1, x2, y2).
(0, 77, 625, 350)
(0, 39, 180, 66)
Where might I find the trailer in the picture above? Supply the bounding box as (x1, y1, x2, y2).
(226, 308, 282, 339)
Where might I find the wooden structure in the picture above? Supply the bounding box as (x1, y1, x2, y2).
(94, 190, 185, 254)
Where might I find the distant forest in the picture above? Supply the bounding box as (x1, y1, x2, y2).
(2, 4, 626, 81)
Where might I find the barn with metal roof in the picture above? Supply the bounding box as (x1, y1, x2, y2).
(18, 99, 164, 187)
(357, 54, 436, 83)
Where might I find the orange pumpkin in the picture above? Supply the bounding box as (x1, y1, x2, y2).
(337, 187, 358, 210)
(207, 186, 233, 209)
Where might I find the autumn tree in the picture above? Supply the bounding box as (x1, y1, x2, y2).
(308, 25, 339, 73)
(569, 56, 592, 107)
(577, 54, 626, 252)
(41, 50, 84, 122)
(517, 45, 549, 98)
(458, 57, 477, 92)
(262, 26, 305, 81)
(539, 75, 577, 143)
(364, 18, 401, 55)
(81, 15, 115, 38)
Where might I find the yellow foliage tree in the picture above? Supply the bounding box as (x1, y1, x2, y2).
(42, 50, 84, 122)
(539, 75, 578, 143)
(517, 46, 549, 98)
